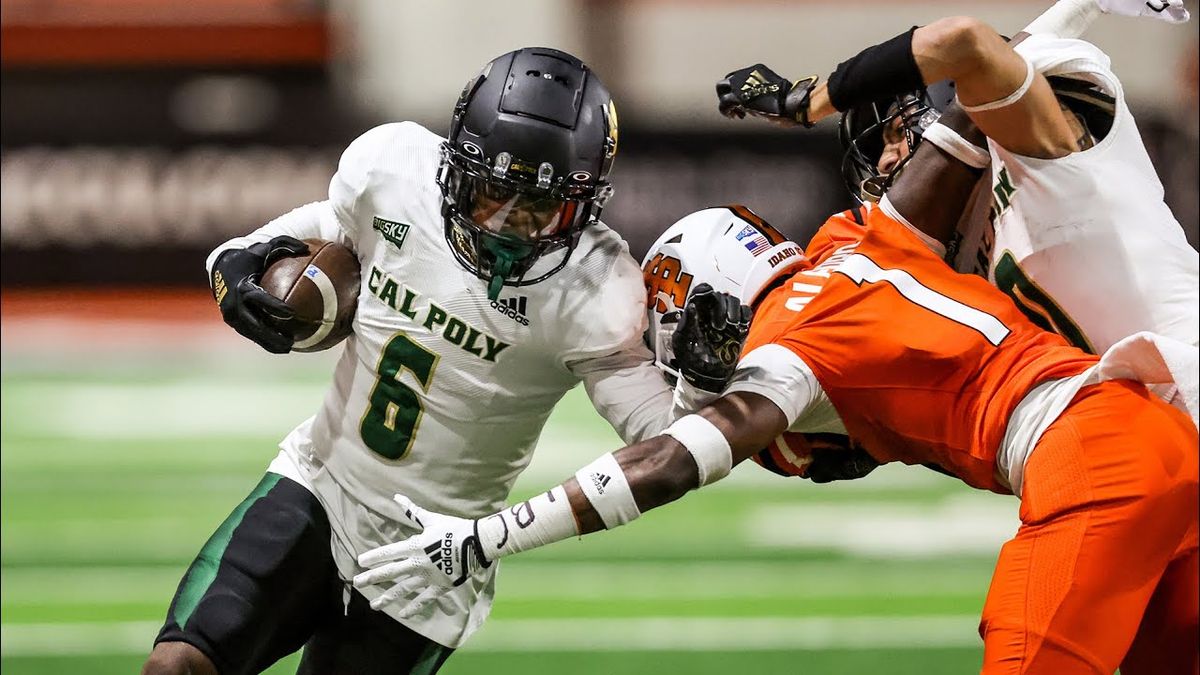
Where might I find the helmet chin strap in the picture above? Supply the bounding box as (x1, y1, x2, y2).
(481, 236, 534, 301)
(487, 264, 508, 301)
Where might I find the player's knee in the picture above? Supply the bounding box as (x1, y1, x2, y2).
(142, 641, 218, 675)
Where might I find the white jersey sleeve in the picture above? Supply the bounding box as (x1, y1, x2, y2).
(557, 230, 648, 363)
(569, 346, 675, 445)
(328, 123, 402, 241)
(203, 200, 345, 278)
(724, 344, 845, 434)
(201, 124, 395, 275)
(563, 227, 677, 444)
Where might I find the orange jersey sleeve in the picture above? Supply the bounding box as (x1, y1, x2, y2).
(745, 206, 1097, 493)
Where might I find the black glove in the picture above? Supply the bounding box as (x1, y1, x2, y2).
(716, 64, 820, 127)
(671, 283, 752, 392)
(804, 434, 880, 484)
(211, 235, 310, 354)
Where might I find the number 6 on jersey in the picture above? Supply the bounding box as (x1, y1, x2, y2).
(360, 333, 440, 460)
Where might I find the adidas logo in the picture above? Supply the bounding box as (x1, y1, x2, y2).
(590, 472, 611, 494)
(425, 535, 455, 577)
(741, 70, 766, 91)
(740, 70, 779, 96)
(490, 295, 530, 326)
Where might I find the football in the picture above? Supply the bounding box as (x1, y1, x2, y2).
(259, 238, 360, 353)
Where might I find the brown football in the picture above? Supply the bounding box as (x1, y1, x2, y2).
(259, 239, 360, 353)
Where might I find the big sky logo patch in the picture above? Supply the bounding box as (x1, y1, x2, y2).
(373, 217, 411, 251)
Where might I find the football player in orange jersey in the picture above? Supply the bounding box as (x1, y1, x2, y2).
(350, 108, 1199, 674)
(716, 0, 1198, 423)
(715, 0, 1199, 491)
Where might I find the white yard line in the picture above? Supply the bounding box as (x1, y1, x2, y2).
(2, 380, 949, 489)
(1, 560, 988, 606)
(0, 615, 983, 656)
(742, 494, 1018, 557)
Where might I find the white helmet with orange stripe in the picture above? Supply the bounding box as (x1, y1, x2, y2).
(639, 205, 806, 378)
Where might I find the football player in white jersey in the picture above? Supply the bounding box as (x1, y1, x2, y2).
(142, 48, 747, 675)
(716, 0, 1198, 421)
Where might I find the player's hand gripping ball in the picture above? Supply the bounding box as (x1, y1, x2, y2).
(258, 239, 360, 353)
(211, 235, 311, 354)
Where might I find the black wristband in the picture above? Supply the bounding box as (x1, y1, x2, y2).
(827, 26, 925, 112)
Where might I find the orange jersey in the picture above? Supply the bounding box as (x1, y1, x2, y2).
(744, 206, 1097, 493)
(748, 205, 869, 479)
(803, 205, 869, 265)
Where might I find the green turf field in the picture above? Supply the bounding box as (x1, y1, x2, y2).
(1, 348, 1017, 674)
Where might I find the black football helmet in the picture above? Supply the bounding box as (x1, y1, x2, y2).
(437, 47, 619, 300)
(838, 80, 957, 203)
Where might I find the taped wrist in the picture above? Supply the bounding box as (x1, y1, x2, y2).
(827, 27, 924, 112)
(476, 485, 578, 558)
(663, 414, 732, 487)
(922, 122, 991, 169)
(575, 453, 642, 529)
(1023, 0, 1101, 38)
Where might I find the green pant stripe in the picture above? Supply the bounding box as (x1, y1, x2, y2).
(173, 472, 283, 628)
(410, 642, 450, 675)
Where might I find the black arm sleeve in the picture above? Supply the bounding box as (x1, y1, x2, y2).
(826, 27, 926, 112)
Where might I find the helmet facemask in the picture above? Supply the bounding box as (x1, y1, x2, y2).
(438, 47, 619, 301)
(839, 87, 948, 204)
(438, 143, 612, 300)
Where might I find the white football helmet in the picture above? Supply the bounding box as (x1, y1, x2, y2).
(640, 205, 807, 377)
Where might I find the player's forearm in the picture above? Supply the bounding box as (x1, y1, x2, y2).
(803, 82, 838, 125)
(821, 1, 1103, 118)
(565, 436, 701, 535)
(529, 388, 790, 539)
(352, 393, 789, 598)
(886, 106, 990, 244)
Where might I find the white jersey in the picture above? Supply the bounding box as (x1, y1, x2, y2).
(207, 122, 679, 647)
(947, 34, 1198, 415)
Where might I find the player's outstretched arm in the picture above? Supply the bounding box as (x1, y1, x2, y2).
(717, 1, 1188, 158)
(909, 16, 1081, 159)
(352, 391, 788, 614)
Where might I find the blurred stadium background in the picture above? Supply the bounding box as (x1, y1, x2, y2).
(1, 1, 1196, 673)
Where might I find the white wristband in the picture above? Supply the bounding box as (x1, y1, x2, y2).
(663, 414, 732, 487)
(958, 58, 1035, 113)
(921, 122, 991, 169)
(477, 485, 579, 557)
(575, 453, 642, 529)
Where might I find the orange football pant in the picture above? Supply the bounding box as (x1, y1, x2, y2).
(979, 380, 1199, 675)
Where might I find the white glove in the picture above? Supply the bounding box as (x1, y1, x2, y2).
(352, 495, 492, 616)
(1097, 0, 1189, 23)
